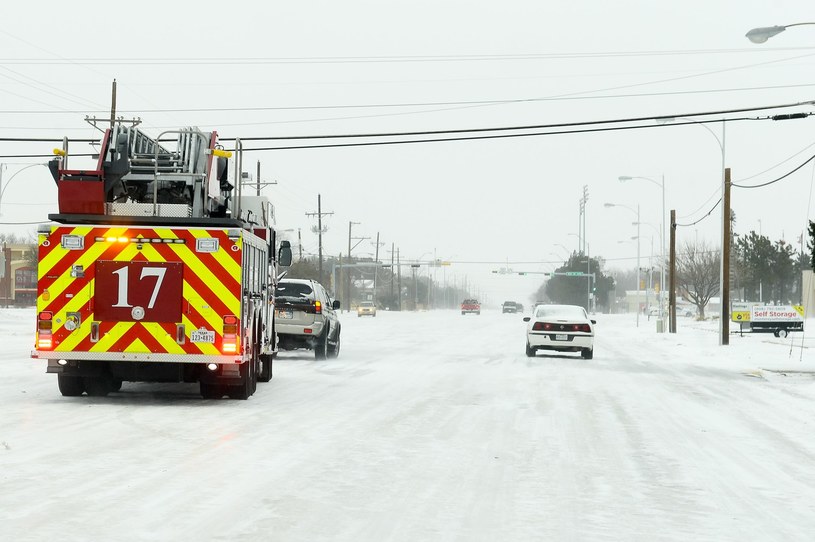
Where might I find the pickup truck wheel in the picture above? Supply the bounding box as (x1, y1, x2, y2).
(315, 328, 329, 360)
(328, 329, 341, 359)
(57, 375, 85, 397)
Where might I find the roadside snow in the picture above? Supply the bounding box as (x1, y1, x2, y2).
(2, 307, 814, 541)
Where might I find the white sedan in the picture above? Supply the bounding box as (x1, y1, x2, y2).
(523, 304, 596, 359)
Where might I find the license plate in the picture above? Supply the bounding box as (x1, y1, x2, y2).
(191, 329, 215, 343)
(277, 309, 293, 319)
(554, 334, 568, 341)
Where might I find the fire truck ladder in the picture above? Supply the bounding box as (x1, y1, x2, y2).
(111, 127, 214, 217)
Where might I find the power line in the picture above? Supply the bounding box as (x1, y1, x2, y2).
(732, 153, 815, 189)
(1, 46, 814, 64)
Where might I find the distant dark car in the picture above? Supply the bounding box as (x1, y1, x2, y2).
(502, 301, 518, 314)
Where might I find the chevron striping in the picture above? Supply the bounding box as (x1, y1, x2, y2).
(89, 321, 135, 352)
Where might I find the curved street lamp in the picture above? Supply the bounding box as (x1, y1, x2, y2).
(654, 116, 726, 340)
(0, 163, 49, 217)
(746, 22, 815, 43)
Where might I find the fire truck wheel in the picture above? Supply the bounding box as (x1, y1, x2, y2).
(314, 328, 329, 361)
(57, 375, 85, 397)
(229, 356, 257, 400)
(258, 354, 273, 382)
(200, 382, 224, 400)
(84, 376, 112, 397)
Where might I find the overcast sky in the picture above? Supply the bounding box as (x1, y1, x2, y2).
(2, 1, 814, 303)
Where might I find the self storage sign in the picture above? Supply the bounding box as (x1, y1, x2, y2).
(750, 305, 804, 322)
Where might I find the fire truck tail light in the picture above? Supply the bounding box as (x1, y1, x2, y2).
(37, 312, 54, 350)
(222, 315, 238, 354)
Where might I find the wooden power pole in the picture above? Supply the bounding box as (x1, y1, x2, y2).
(669, 209, 677, 333)
(721, 168, 731, 346)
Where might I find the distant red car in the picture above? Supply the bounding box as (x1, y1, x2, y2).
(461, 299, 481, 315)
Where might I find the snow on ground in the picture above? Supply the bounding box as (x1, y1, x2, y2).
(2, 307, 815, 541)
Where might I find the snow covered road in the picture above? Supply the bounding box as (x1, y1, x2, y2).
(2, 307, 815, 541)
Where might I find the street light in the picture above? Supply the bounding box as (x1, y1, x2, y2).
(746, 22, 815, 43)
(619, 174, 666, 321)
(0, 163, 49, 216)
(656, 116, 726, 342)
(605, 202, 641, 327)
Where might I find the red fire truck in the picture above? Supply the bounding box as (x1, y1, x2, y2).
(31, 123, 292, 399)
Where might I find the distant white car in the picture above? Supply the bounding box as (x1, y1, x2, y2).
(523, 304, 595, 359)
(357, 301, 377, 317)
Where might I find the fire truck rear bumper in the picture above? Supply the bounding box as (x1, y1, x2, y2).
(32, 350, 241, 364)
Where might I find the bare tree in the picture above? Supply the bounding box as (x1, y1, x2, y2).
(676, 239, 720, 319)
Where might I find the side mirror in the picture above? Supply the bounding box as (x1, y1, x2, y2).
(278, 240, 292, 267)
(332, 300, 341, 310)
(523, 317, 530, 322)
(591, 319, 597, 325)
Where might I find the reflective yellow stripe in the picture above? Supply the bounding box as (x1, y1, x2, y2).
(90, 321, 135, 352)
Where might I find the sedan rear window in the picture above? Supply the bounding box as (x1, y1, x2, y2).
(535, 305, 587, 319)
(275, 282, 313, 299)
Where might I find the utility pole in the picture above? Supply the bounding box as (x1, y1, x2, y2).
(397, 248, 402, 311)
(252, 161, 277, 197)
(579, 185, 589, 255)
(305, 194, 333, 285)
(373, 232, 381, 307)
(345, 221, 368, 312)
(297, 229, 303, 260)
(669, 209, 677, 333)
(412, 265, 418, 311)
(721, 168, 731, 346)
(110, 79, 117, 128)
(390, 242, 395, 307)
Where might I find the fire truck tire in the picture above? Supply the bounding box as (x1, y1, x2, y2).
(229, 355, 257, 400)
(110, 379, 123, 392)
(314, 328, 329, 360)
(200, 382, 224, 399)
(57, 375, 85, 397)
(258, 353, 273, 382)
(84, 376, 112, 397)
